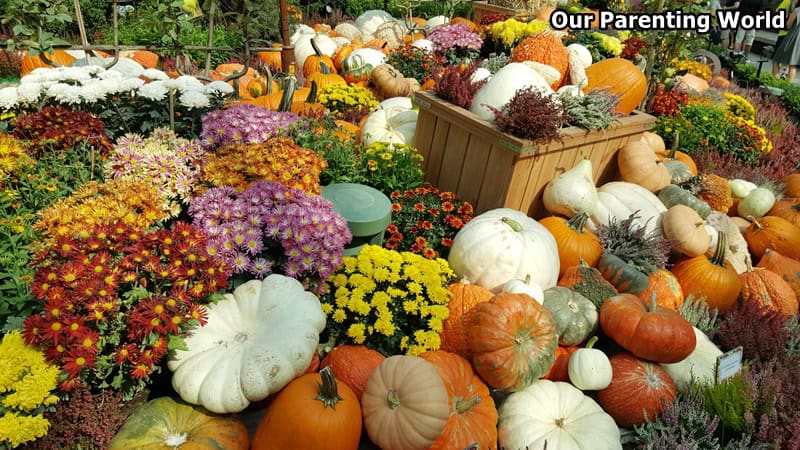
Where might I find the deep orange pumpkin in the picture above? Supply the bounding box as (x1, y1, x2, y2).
(596, 352, 677, 428)
(20, 49, 76, 76)
(465, 292, 558, 391)
(128, 50, 159, 68)
(540, 213, 603, 277)
(767, 198, 800, 228)
(303, 38, 337, 77)
(756, 249, 800, 300)
(739, 266, 799, 316)
(744, 216, 800, 261)
(782, 173, 800, 198)
(583, 58, 647, 115)
(439, 283, 494, 359)
(510, 32, 569, 89)
(638, 269, 684, 310)
(599, 293, 696, 363)
(319, 345, 386, 402)
(252, 367, 362, 450)
(419, 351, 498, 450)
(541, 345, 581, 382)
(257, 43, 283, 69)
(450, 17, 477, 31)
(670, 232, 742, 312)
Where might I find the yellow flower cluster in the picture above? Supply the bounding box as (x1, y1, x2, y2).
(34, 177, 169, 239)
(672, 59, 712, 81)
(0, 134, 32, 182)
(318, 83, 379, 117)
(487, 19, 549, 48)
(0, 331, 59, 449)
(322, 245, 455, 356)
(732, 115, 773, 153)
(723, 93, 755, 121)
(592, 32, 623, 56)
(0, 109, 14, 121)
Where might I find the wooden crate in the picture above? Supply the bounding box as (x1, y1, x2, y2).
(411, 90, 657, 218)
(472, 0, 532, 23)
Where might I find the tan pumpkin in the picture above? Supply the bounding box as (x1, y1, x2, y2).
(675, 73, 710, 93)
(583, 58, 647, 115)
(739, 265, 799, 316)
(616, 141, 671, 192)
(662, 205, 711, 257)
(640, 131, 666, 153)
(372, 64, 421, 98)
(744, 215, 800, 261)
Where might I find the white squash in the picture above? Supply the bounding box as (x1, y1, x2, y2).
(168, 275, 326, 414)
(502, 275, 545, 305)
(293, 34, 337, 73)
(520, 61, 561, 87)
(568, 51, 589, 88)
(411, 39, 434, 52)
(661, 327, 722, 392)
(557, 85, 585, 97)
(729, 179, 758, 198)
(705, 211, 752, 274)
(448, 208, 559, 293)
(586, 181, 668, 237)
(566, 43, 593, 68)
(469, 63, 554, 122)
(471, 67, 492, 83)
(334, 22, 362, 41)
(345, 48, 387, 71)
(361, 106, 418, 146)
(543, 159, 598, 217)
(498, 380, 621, 450)
(331, 36, 351, 48)
(379, 96, 413, 110)
(737, 187, 776, 219)
(355, 10, 395, 37)
(568, 337, 612, 391)
(425, 15, 450, 29)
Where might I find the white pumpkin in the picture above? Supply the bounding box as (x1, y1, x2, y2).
(334, 22, 362, 41)
(293, 34, 337, 73)
(355, 10, 395, 37)
(502, 275, 545, 305)
(729, 178, 758, 198)
(471, 67, 492, 83)
(737, 187, 776, 219)
(566, 43, 593, 68)
(168, 275, 326, 414)
(568, 337, 612, 391)
(498, 380, 622, 450)
(345, 48, 387, 71)
(425, 15, 450, 29)
(469, 63, 554, 122)
(361, 106, 418, 146)
(661, 327, 722, 392)
(379, 96, 413, 110)
(448, 208, 559, 293)
(520, 61, 561, 86)
(586, 181, 668, 237)
(543, 159, 598, 217)
(411, 39, 435, 52)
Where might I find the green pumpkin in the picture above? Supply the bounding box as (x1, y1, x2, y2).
(341, 54, 374, 83)
(597, 253, 649, 295)
(663, 161, 694, 184)
(658, 184, 712, 219)
(542, 287, 599, 346)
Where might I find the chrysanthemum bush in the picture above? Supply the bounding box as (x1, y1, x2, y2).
(106, 128, 207, 217)
(385, 44, 441, 84)
(317, 83, 378, 124)
(320, 245, 455, 356)
(11, 106, 113, 157)
(426, 23, 483, 65)
(199, 104, 302, 148)
(359, 141, 425, 196)
(22, 221, 230, 398)
(187, 180, 350, 293)
(196, 136, 327, 195)
(483, 18, 549, 52)
(0, 331, 60, 449)
(385, 185, 474, 260)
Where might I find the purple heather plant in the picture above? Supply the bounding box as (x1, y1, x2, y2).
(199, 104, 302, 148)
(187, 180, 351, 293)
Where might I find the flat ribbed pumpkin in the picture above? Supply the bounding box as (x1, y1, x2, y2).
(319, 345, 386, 402)
(739, 265, 799, 316)
(583, 58, 647, 115)
(510, 32, 569, 88)
(756, 249, 800, 300)
(439, 282, 494, 359)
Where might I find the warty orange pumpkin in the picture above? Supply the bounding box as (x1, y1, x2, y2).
(739, 265, 799, 316)
(510, 32, 569, 88)
(319, 344, 386, 402)
(439, 282, 494, 359)
(557, 259, 618, 308)
(638, 268, 684, 310)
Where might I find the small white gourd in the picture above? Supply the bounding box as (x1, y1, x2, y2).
(737, 187, 776, 219)
(568, 337, 613, 390)
(729, 179, 758, 198)
(543, 159, 598, 217)
(501, 274, 545, 305)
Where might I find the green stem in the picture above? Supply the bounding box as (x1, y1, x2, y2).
(710, 230, 728, 267)
(387, 389, 400, 410)
(454, 395, 482, 415)
(315, 367, 344, 409)
(585, 336, 599, 349)
(501, 217, 523, 232)
(566, 212, 589, 233)
(649, 291, 657, 312)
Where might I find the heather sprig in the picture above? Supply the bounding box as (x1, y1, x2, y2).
(715, 301, 797, 363)
(678, 294, 719, 338)
(199, 104, 302, 148)
(187, 181, 351, 293)
(560, 89, 621, 131)
(433, 63, 487, 109)
(631, 390, 724, 450)
(488, 87, 568, 143)
(596, 211, 672, 275)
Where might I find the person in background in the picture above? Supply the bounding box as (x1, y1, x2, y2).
(721, 0, 741, 49)
(773, 0, 795, 76)
(734, 0, 765, 58)
(773, 0, 800, 82)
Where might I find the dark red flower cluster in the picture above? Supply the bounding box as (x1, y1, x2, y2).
(433, 62, 488, 109)
(650, 84, 689, 117)
(385, 185, 474, 259)
(22, 221, 230, 393)
(12, 106, 113, 156)
(620, 37, 646, 60)
(480, 14, 509, 25)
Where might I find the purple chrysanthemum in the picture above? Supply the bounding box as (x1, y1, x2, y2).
(199, 104, 302, 148)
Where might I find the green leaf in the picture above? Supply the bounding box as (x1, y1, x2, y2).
(167, 334, 188, 351)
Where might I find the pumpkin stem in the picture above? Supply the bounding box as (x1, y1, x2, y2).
(669, 131, 680, 159)
(501, 217, 523, 232)
(710, 230, 728, 267)
(264, 64, 274, 95)
(524, 274, 531, 284)
(747, 216, 763, 230)
(277, 76, 296, 112)
(319, 60, 332, 75)
(306, 80, 318, 103)
(387, 389, 400, 410)
(315, 366, 344, 410)
(310, 37, 323, 57)
(585, 335, 599, 349)
(454, 395, 482, 415)
(649, 291, 658, 312)
(566, 212, 589, 233)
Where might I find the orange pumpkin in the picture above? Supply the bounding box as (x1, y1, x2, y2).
(767, 198, 800, 228)
(128, 50, 159, 68)
(739, 265, 799, 316)
(450, 17, 477, 31)
(583, 58, 647, 115)
(782, 173, 800, 198)
(510, 32, 569, 89)
(257, 44, 283, 69)
(439, 283, 494, 359)
(654, 148, 698, 176)
(744, 215, 800, 261)
(419, 351, 498, 450)
(305, 62, 346, 90)
(711, 75, 731, 88)
(364, 38, 390, 54)
(333, 43, 359, 70)
(670, 231, 741, 312)
(291, 81, 328, 119)
(756, 249, 800, 300)
(540, 213, 602, 277)
(638, 269, 684, 310)
(409, 17, 427, 28)
(302, 38, 337, 78)
(20, 49, 76, 76)
(319, 345, 386, 402)
(541, 345, 581, 382)
(251, 367, 362, 450)
(333, 120, 361, 143)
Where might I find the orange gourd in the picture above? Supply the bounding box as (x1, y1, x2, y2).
(782, 173, 800, 197)
(638, 269, 684, 310)
(583, 58, 647, 115)
(756, 249, 800, 300)
(333, 120, 361, 143)
(510, 32, 569, 88)
(257, 44, 283, 69)
(333, 43, 359, 70)
(439, 283, 494, 359)
(767, 198, 800, 228)
(739, 264, 799, 316)
(654, 147, 698, 176)
(540, 213, 602, 277)
(252, 367, 362, 450)
(364, 39, 390, 54)
(670, 231, 741, 312)
(303, 38, 337, 77)
(129, 50, 159, 68)
(711, 75, 731, 88)
(744, 215, 800, 261)
(541, 345, 581, 381)
(419, 351, 498, 450)
(319, 344, 385, 402)
(20, 49, 76, 76)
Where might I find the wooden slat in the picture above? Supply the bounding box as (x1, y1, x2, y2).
(475, 145, 516, 213)
(504, 156, 535, 210)
(526, 137, 575, 218)
(424, 117, 451, 185)
(436, 125, 470, 193)
(413, 109, 437, 168)
(457, 135, 492, 206)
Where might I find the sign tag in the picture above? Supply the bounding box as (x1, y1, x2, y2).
(715, 346, 743, 383)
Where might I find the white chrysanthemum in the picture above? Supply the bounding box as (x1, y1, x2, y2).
(60, 85, 83, 104)
(161, 78, 183, 91)
(179, 90, 211, 109)
(79, 82, 108, 103)
(120, 77, 145, 91)
(0, 87, 18, 109)
(205, 80, 234, 95)
(16, 83, 43, 104)
(137, 81, 169, 101)
(176, 75, 204, 90)
(82, 64, 105, 75)
(98, 69, 124, 80)
(98, 79, 125, 95)
(58, 67, 92, 81)
(45, 83, 71, 100)
(20, 73, 44, 84)
(141, 68, 169, 80)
